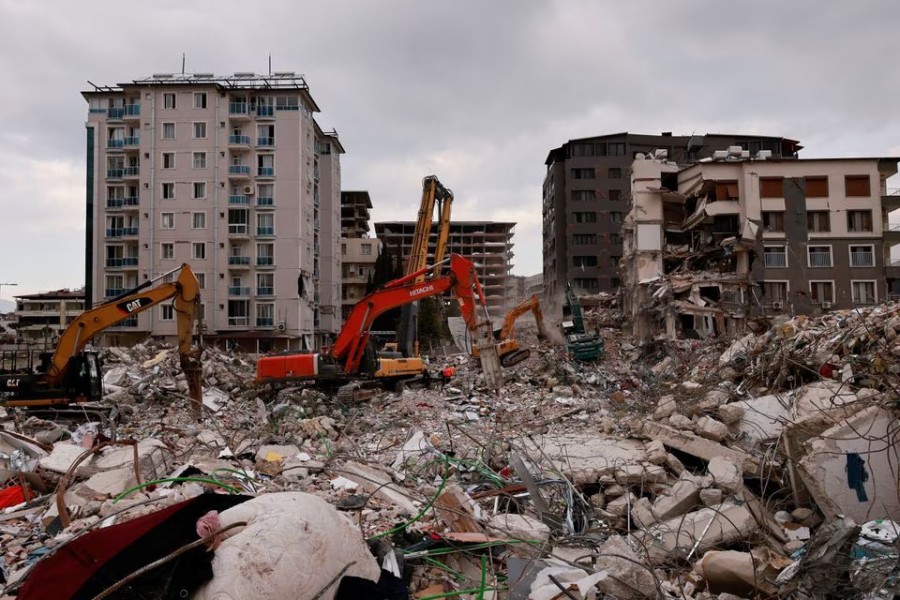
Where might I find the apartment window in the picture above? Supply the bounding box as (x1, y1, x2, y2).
(105, 274, 124, 294)
(573, 233, 598, 245)
(809, 281, 834, 304)
(257, 273, 274, 296)
(850, 244, 875, 267)
(192, 212, 206, 229)
(847, 210, 873, 232)
(608, 142, 626, 156)
(609, 255, 621, 267)
(162, 122, 175, 139)
(851, 281, 877, 305)
(573, 278, 599, 291)
(808, 245, 833, 268)
(845, 175, 871, 197)
(193, 92, 207, 109)
(161, 242, 174, 259)
(806, 176, 829, 197)
(257, 212, 274, 234)
(715, 181, 739, 201)
(160, 304, 174, 321)
(572, 212, 597, 223)
(228, 300, 250, 326)
(573, 256, 598, 267)
(807, 211, 831, 232)
(195, 273, 206, 289)
(763, 281, 788, 302)
(193, 122, 207, 139)
(609, 212, 623, 223)
(192, 242, 206, 260)
(570, 168, 595, 180)
(341, 243, 347, 255)
(257, 243, 274, 265)
(610, 234, 623, 245)
(571, 143, 594, 157)
(762, 211, 784, 232)
(161, 212, 174, 229)
(361, 243, 373, 255)
(763, 246, 787, 268)
(608, 167, 622, 179)
(193, 152, 207, 169)
(256, 303, 274, 326)
(572, 190, 594, 202)
(608, 189, 622, 201)
(228, 209, 249, 234)
(193, 182, 206, 199)
(163, 93, 176, 109)
(162, 183, 175, 199)
(760, 177, 784, 198)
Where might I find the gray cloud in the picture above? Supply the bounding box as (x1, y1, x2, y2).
(1, 0, 899, 295)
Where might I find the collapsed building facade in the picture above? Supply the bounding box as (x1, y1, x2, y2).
(623, 148, 900, 340)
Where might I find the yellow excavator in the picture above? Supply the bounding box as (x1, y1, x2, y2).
(0, 264, 202, 411)
(473, 294, 546, 367)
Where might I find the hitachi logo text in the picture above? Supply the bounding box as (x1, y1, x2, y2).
(409, 285, 435, 297)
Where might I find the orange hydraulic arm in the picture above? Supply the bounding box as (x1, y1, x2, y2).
(332, 254, 489, 374)
(431, 186, 453, 277)
(499, 295, 546, 341)
(47, 264, 201, 388)
(408, 175, 453, 282)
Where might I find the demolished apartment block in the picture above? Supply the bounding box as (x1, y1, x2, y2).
(623, 147, 900, 340)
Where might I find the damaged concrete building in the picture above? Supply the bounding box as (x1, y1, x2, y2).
(623, 148, 900, 340)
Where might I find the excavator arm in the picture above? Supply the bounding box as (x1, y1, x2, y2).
(499, 295, 546, 341)
(332, 254, 491, 374)
(48, 264, 201, 385)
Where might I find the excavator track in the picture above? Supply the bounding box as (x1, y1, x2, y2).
(500, 348, 531, 367)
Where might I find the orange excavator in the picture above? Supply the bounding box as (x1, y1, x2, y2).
(257, 254, 496, 388)
(0, 264, 202, 410)
(473, 294, 547, 367)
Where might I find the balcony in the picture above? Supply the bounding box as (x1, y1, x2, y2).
(106, 257, 139, 268)
(229, 103, 250, 119)
(228, 317, 249, 326)
(228, 256, 251, 267)
(809, 252, 833, 268)
(257, 137, 275, 148)
(256, 105, 275, 118)
(256, 287, 274, 297)
(257, 256, 274, 267)
(851, 252, 875, 268)
(107, 196, 139, 210)
(884, 222, 900, 241)
(882, 188, 900, 211)
(113, 316, 139, 328)
(228, 195, 250, 205)
(106, 227, 139, 238)
(123, 136, 140, 148)
(256, 227, 275, 237)
(256, 317, 274, 327)
(764, 252, 787, 268)
(123, 104, 141, 120)
(228, 286, 251, 296)
(257, 167, 275, 178)
(105, 288, 126, 297)
(886, 259, 900, 281)
(122, 166, 140, 178)
(107, 139, 125, 150)
(228, 225, 249, 237)
(228, 165, 252, 178)
(107, 107, 125, 120)
(106, 168, 124, 179)
(256, 196, 275, 208)
(228, 134, 251, 147)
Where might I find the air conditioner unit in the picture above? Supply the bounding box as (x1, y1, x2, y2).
(653, 148, 668, 160)
(772, 301, 784, 310)
(276, 322, 286, 331)
(712, 150, 729, 160)
(822, 301, 833, 309)
(756, 150, 773, 160)
(243, 185, 255, 195)
(727, 145, 743, 156)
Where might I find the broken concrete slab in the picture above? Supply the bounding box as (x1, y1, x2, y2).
(337, 461, 418, 515)
(718, 394, 790, 449)
(652, 395, 676, 420)
(521, 434, 648, 485)
(637, 421, 761, 477)
(795, 405, 900, 524)
(487, 513, 551, 543)
(633, 501, 759, 565)
(595, 535, 656, 599)
(699, 488, 723, 507)
(615, 464, 667, 486)
(77, 467, 137, 498)
(707, 456, 742, 494)
(38, 442, 95, 477)
(651, 476, 701, 523)
(695, 416, 729, 442)
(94, 439, 173, 481)
(792, 381, 860, 419)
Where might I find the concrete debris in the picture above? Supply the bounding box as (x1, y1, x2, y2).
(3, 302, 900, 598)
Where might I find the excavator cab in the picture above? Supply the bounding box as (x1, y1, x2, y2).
(62, 352, 103, 402)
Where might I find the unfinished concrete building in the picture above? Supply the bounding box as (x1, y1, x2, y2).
(82, 72, 343, 351)
(12, 289, 86, 349)
(542, 132, 802, 315)
(373, 221, 515, 316)
(340, 191, 380, 321)
(623, 149, 900, 341)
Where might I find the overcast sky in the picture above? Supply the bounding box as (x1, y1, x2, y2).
(1, 0, 899, 302)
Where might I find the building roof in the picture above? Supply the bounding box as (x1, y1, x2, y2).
(341, 191, 373, 209)
(375, 221, 516, 228)
(15, 289, 85, 301)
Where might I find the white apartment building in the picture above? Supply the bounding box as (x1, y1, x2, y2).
(83, 72, 343, 351)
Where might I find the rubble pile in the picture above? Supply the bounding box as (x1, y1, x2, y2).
(0, 311, 898, 598)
